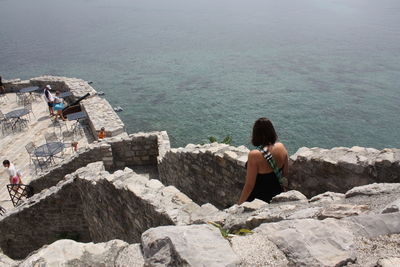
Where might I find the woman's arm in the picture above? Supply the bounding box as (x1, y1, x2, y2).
(238, 151, 259, 205)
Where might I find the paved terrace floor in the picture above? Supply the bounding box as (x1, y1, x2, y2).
(0, 93, 93, 210)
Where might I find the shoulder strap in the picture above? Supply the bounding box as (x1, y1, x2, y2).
(257, 146, 282, 178)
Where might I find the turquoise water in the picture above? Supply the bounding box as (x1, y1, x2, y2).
(1, 0, 399, 153)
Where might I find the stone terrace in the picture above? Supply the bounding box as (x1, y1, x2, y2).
(0, 93, 91, 210)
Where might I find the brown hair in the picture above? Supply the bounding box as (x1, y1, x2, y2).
(251, 117, 278, 147)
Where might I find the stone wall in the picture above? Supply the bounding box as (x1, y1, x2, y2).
(289, 146, 400, 197)
(75, 166, 196, 243)
(29, 131, 168, 194)
(0, 179, 91, 260)
(81, 96, 125, 138)
(30, 76, 96, 97)
(109, 131, 169, 170)
(158, 143, 249, 209)
(29, 143, 113, 194)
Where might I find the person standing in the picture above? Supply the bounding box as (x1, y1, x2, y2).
(44, 85, 55, 116)
(3, 160, 23, 185)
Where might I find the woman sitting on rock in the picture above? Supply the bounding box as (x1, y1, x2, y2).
(238, 117, 289, 204)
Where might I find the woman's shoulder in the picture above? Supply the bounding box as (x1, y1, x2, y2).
(273, 142, 288, 155)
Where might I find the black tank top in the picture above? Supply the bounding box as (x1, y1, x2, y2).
(245, 163, 283, 203)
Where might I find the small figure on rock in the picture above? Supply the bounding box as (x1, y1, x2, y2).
(238, 117, 289, 204)
(43, 85, 55, 116)
(3, 160, 23, 185)
(98, 127, 106, 140)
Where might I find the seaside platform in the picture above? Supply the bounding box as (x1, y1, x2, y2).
(0, 93, 92, 209)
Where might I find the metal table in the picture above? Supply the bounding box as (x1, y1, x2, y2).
(67, 111, 87, 121)
(5, 108, 30, 130)
(34, 142, 65, 158)
(34, 142, 65, 169)
(59, 91, 73, 98)
(19, 86, 39, 93)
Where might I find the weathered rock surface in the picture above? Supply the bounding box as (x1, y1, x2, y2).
(318, 204, 369, 219)
(230, 233, 289, 266)
(255, 218, 356, 266)
(381, 199, 400, 214)
(19, 239, 143, 267)
(141, 224, 240, 266)
(310, 191, 345, 203)
(346, 183, 400, 198)
(345, 212, 400, 238)
(240, 198, 268, 212)
(271, 190, 308, 203)
(349, 234, 400, 267)
(377, 257, 400, 267)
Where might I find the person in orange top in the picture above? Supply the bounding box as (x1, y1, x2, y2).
(98, 127, 106, 140)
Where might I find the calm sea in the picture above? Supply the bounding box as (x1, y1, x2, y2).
(1, 0, 399, 153)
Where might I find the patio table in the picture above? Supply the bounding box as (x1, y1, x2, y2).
(19, 86, 39, 93)
(33, 142, 65, 169)
(5, 108, 30, 130)
(58, 91, 73, 98)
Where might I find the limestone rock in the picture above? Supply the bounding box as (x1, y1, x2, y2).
(318, 204, 369, 219)
(271, 190, 308, 203)
(345, 183, 400, 198)
(190, 203, 227, 224)
(381, 199, 400, 214)
(377, 257, 400, 267)
(287, 207, 322, 220)
(309, 192, 345, 203)
(255, 218, 356, 266)
(141, 224, 240, 266)
(230, 233, 289, 266)
(345, 212, 400, 238)
(240, 199, 268, 212)
(115, 244, 145, 267)
(19, 239, 143, 267)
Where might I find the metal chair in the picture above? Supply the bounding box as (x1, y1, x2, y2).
(31, 157, 51, 173)
(25, 142, 37, 162)
(24, 102, 36, 119)
(6, 184, 34, 207)
(45, 131, 60, 143)
(0, 110, 12, 135)
(52, 119, 69, 137)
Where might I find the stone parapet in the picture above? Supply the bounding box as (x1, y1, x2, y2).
(81, 95, 126, 138)
(30, 75, 97, 96)
(158, 142, 249, 209)
(289, 146, 400, 197)
(28, 131, 168, 194)
(107, 131, 168, 170)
